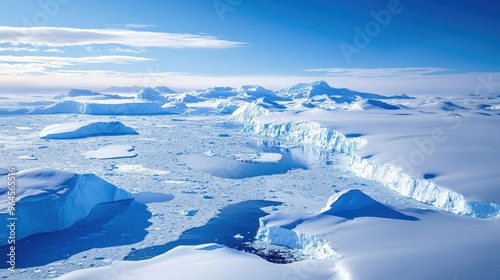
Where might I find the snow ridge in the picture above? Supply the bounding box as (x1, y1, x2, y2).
(233, 102, 500, 218)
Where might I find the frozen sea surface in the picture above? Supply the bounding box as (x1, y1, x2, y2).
(0, 113, 430, 279)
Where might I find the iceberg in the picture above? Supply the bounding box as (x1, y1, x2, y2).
(0, 168, 133, 246)
(39, 121, 138, 139)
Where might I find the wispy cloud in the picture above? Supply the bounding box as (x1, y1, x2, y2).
(306, 67, 451, 78)
(0, 46, 65, 53)
(0, 55, 154, 70)
(0, 46, 39, 52)
(0, 26, 246, 48)
(108, 47, 146, 54)
(108, 23, 157, 29)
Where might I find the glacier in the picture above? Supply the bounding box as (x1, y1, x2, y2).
(0, 168, 133, 246)
(233, 101, 500, 218)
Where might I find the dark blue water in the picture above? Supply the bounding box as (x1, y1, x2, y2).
(178, 141, 330, 179)
(0, 199, 151, 268)
(124, 200, 282, 261)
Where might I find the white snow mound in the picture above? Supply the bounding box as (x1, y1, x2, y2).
(321, 189, 379, 213)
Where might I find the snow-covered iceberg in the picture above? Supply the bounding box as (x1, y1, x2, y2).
(39, 121, 138, 139)
(0, 168, 133, 246)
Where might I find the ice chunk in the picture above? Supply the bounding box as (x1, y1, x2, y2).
(84, 145, 136, 159)
(19, 155, 38, 160)
(39, 121, 138, 139)
(233, 153, 283, 163)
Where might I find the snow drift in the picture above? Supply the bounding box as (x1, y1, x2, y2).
(0, 168, 133, 246)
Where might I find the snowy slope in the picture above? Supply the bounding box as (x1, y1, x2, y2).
(56, 244, 337, 280)
(0, 168, 133, 246)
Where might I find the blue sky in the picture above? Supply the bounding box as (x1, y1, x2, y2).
(0, 0, 498, 95)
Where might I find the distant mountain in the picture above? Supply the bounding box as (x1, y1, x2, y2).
(53, 89, 126, 100)
(189, 87, 237, 99)
(136, 87, 168, 103)
(154, 86, 176, 94)
(236, 85, 289, 102)
(279, 81, 414, 103)
(102, 85, 144, 93)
